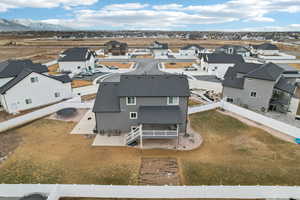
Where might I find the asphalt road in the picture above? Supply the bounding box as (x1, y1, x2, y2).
(103, 58, 167, 82)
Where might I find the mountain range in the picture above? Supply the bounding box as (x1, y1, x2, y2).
(0, 18, 72, 31)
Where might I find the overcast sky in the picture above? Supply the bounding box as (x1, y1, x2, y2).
(0, 0, 300, 31)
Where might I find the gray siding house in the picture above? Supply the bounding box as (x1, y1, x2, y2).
(93, 74, 190, 144)
(222, 62, 300, 115)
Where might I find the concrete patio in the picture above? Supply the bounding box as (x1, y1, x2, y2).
(92, 134, 126, 146)
(71, 110, 95, 135)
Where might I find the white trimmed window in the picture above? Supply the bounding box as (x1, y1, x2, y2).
(126, 97, 136, 105)
(130, 112, 137, 119)
(30, 77, 38, 83)
(54, 92, 60, 98)
(167, 97, 179, 105)
(25, 99, 32, 104)
(250, 91, 257, 97)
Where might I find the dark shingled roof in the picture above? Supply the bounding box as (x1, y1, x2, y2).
(58, 47, 94, 62)
(20, 194, 47, 200)
(234, 62, 261, 74)
(245, 62, 284, 81)
(92, 82, 120, 113)
(0, 69, 71, 94)
(0, 59, 48, 78)
(222, 68, 244, 89)
(118, 74, 190, 97)
(181, 44, 205, 50)
(252, 43, 279, 50)
(203, 53, 245, 64)
(274, 77, 297, 94)
(138, 106, 183, 124)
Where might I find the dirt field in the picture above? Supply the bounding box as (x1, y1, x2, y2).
(0, 46, 63, 62)
(164, 62, 194, 69)
(71, 80, 93, 88)
(100, 62, 133, 69)
(188, 99, 202, 107)
(1, 110, 300, 185)
(289, 63, 300, 70)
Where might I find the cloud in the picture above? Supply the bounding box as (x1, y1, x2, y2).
(152, 4, 183, 10)
(0, 0, 98, 12)
(220, 24, 300, 32)
(103, 3, 149, 10)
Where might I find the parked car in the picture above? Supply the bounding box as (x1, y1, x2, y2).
(184, 66, 197, 71)
(108, 66, 119, 70)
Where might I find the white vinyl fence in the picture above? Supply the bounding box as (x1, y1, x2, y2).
(1, 184, 300, 200)
(189, 101, 300, 139)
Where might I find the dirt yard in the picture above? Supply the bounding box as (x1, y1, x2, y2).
(289, 63, 300, 70)
(188, 98, 202, 107)
(0, 110, 300, 185)
(164, 62, 194, 69)
(99, 62, 133, 69)
(71, 80, 93, 88)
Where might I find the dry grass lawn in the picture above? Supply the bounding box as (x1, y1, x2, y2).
(99, 62, 133, 69)
(81, 94, 97, 102)
(289, 63, 300, 70)
(71, 80, 93, 88)
(164, 62, 194, 69)
(48, 64, 59, 75)
(1, 110, 300, 185)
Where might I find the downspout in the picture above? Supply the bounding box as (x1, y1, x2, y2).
(2, 93, 9, 112)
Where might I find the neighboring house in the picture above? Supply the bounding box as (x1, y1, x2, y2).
(58, 47, 96, 74)
(149, 41, 169, 58)
(179, 44, 206, 56)
(251, 43, 279, 56)
(215, 45, 250, 57)
(222, 62, 300, 116)
(93, 74, 190, 145)
(199, 53, 245, 79)
(0, 59, 72, 114)
(104, 40, 128, 56)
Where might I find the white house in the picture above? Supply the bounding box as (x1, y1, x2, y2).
(200, 53, 245, 79)
(58, 47, 96, 74)
(179, 44, 206, 56)
(0, 60, 72, 114)
(251, 43, 280, 56)
(149, 41, 169, 58)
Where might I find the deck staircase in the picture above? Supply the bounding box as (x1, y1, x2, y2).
(126, 127, 141, 145)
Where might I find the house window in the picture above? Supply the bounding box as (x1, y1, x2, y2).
(126, 97, 136, 105)
(30, 77, 38, 83)
(25, 99, 32, 104)
(250, 91, 257, 97)
(54, 92, 60, 98)
(130, 112, 138, 119)
(226, 97, 234, 103)
(167, 97, 179, 105)
(77, 66, 81, 69)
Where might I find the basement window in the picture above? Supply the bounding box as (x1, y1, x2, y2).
(250, 91, 257, 97)
(130, 112, 138, 119)
(25, 99, 32, 104)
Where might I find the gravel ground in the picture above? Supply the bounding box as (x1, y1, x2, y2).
(72, 72, 108, 81)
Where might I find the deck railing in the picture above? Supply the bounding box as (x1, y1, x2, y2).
(142, 130, 178, 137)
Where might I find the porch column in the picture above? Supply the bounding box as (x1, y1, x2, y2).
(139, 124, 143, 149)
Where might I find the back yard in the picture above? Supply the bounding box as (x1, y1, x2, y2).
(164, 62, 194, 69)
(0, 110, 300, 185)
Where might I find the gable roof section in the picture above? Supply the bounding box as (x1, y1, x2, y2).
(118, 74, 190, 97)
(274, 77, 296, 94)
(253, 43, 279, 50)
(92, 82, 120, 113)
(0, 59, 48, 78)
(234, 62, 261, 74)
(0, 69, 71, 94)
(59, 47, 93, 62)
(245, 62, 284, 81)
(204, 53, 245, 64)
(222, 68, 244, 89)
(181, 44, 204, 50)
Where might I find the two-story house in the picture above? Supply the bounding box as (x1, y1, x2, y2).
(215, 45, 251, 57)
(92, 74, 190, 145)
(104, 40, 128, 56)
(0, 59, 72, 114)
(58, 47, 96, 74)
(222, 62, 300, 116)
(250, 43, 279, 56)
(149, 41, 169, 58)
(199, 53, 245, 79)
(179, 44, 206, 56)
